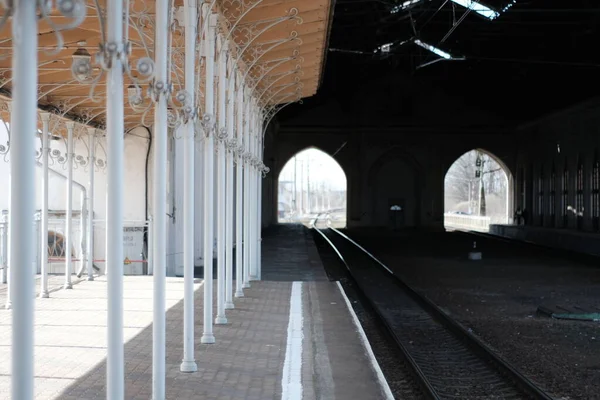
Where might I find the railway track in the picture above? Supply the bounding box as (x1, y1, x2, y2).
(313, 220, 554, 400)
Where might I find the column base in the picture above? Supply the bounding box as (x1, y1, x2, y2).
(179, 360, 198, 373)
(64, 283, 73, 290)
(234, 291, 244, 298)
(225, 301, 235, 309)
(242, 282, 251, 289)
(87, 276, 94, 281)
(249, 275, 259, 281)
(39, 292, 49, 299)
(215, 316, 228, 325)
(201, 334, 215, 344)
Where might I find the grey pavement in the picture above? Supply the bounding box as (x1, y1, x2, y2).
(0, 225, 388, 399)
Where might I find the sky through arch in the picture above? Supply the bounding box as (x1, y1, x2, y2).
(277, 148, 346, 227)
(444, 149, 510, 231)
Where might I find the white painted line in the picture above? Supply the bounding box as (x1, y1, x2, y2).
(336, 281, 394, 400)
(282, 281, 304, 400)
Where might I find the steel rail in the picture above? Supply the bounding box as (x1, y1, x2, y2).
(313, 217, 555, 400)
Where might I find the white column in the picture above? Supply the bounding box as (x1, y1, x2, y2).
(253, 112, 259, 280)
(5, 182, 11, 311)
(11, 0, 37, 396)
(5, 142, 11, 310)
(106, 0, 125, 395)
(257, 127, 263, 280)
(247, 110, 255, 281)
(64, 121, 75, 289)
(86, 128, 95, 281)
(242, 92, 251, 288)
(234, 77, 244, 298)
(201, 10, 217, 344)
(250, 104, 258, 281)
(215, 39, 227, 325)
(79, 191, 86, 277)
(225, 65, 235, 309)
(40, 112, 50, 298)
(1, 213, 6, 284)
(153, 0, 169, 393)
(180, 0, 198, 374)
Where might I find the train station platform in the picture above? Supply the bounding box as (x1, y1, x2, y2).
(0, 225, 389, 399)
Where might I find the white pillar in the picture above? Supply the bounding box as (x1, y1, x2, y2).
(1, 213, 6, 284)
(64, 121, 75, 289)
(247, 112, 255, 281)
(106, 0, 125, 395)
(257, 129, 263, 280)
(5, 172, 11, 310)
(147, 215, 153, 275)
(180, 0, 198, 374)
(215, 39, 227, 325)
(86, 127, 95, 281)
(249, 103, 257, 281)
(153, 0, 169, 393)
(201, 10, 217, 344)
(242, 92, 251, 289)
(11, 0, 37, 396)
(249, 109, 258, 280)
(79, 191, 86, 277)
(224, 65, 235, 309)
(234, 77, 244, 298)
(40, 112, 50, 298)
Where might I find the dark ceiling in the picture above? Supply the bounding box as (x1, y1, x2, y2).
(280, 0, 600, 126)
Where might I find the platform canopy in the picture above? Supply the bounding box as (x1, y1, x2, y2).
(0, 0, 333, 133)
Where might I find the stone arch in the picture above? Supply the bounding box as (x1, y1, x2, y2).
(276, 147, 347, 226)
(444, 148, 514, 229)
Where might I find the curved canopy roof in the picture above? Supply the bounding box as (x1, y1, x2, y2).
(0, 0, 333, 133)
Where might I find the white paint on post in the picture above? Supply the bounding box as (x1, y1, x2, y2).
(336, 281, 395, 400)
(251, 109, 259, 280)
(242, 92, 251, 289)
(180, 0, 198, 374)
(215, 38, 227, 325)
(225, 63, 235, 309)
(152, 0, 169, 393)
(234, 76, 244, 298)
(201, 10, 217, 344)
(11, 0, 37, 396)
(1, 213, 6, 284)
(64, 121, 75, 289)
(86, 128, 95, 281)
(281, 281, 304, 400)
(248, 110, 255, 281)
(40, 112, 50, 298)
(257, 127, 263, 281)
(5, 170, 11, 310)
(106, 0, 126, 396)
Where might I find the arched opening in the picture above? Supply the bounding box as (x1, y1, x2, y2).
(277, 147, 347, 228)
(444, 149, 512, 232)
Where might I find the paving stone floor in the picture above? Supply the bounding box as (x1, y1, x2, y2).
(0, 225, 387, 399)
